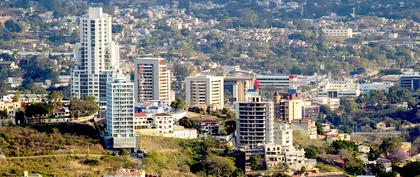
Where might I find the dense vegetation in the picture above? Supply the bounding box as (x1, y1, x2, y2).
(0, 124, 139, 176)
(319, 86, 419, 133)
(0, 124, 101, 157)
(140, 135, 243, 177)
(0, 154, 137, 176)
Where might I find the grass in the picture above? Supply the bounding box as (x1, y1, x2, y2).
(316, 163, 342, 172)
(0, 124, 103, 157)
(0, 124, 137, 176)
(316, 163, 355, 177)
(139, 135, 199, 177)
(185, 112, 220, 122)
(0, 155, 137, 176)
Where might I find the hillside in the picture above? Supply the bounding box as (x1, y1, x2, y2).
(140, 135, 242, 177)
(0, 124, 137, 176)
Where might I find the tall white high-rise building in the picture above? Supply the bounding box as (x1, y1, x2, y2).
(235, 91, 274, 153)
(71, 7, 120, 106)
(106, 73, 136, 149)
(134, 57, 171, 104)
(185, 74, 224, 110)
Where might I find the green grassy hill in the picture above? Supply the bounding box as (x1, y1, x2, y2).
(0, 124, 137, 176)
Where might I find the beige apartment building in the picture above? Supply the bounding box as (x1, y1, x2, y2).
(273, 92, 303, 122)
(185, 74, 224, 110)
(322, 28, 353, 41)
(134, 57, 171, 104)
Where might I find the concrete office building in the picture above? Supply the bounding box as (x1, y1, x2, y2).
(322, 28, 353, 41)
(400, 74, 420, 92)
(273, 92, 303, 122)
(224, 76, 255, 102)
(235, 91, 274, 153)
(134, 57, 171, 104)
(256, 75, 290, 89)
(318, 80, 360, 98)
(106, 74, 136, 149)
(71, 7, 120, 106)
(185, 74, 224, 110)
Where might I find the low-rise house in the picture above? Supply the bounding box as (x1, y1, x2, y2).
(154, 113, 174, 134)
(303, 102, 320, 118)
(52, 107, 70, 118)
(0, 61, 19, 70)
(358, 145, 371, 154)
(134, 112, 173, 134)
(311, 97, 340, 111)
(375, 158, 392, 172)
(163, 125, 198, 139)
(199, 119, 222, 135)
(0, 101, 21, 118)
(320, 122, 351, 141)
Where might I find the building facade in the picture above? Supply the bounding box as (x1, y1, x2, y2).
(71, 7, 120, 106)
(0, 101, 21, 118)
(263, 123, 310, 170)
(235, 91, 274, 152)
(134, 57, 171, 104)
(318, 80, 360, 98)
(272, 123, 293, 146)
(106, 74, 136, 149)
(256, 75, 290, 89)
(291, 118, 318, 140)
(400, 74, 420, 92)
(224, 76, 255, 102)
(185, 74, 224, 110)
(322, 28, 353, 41)
(273, 92, 303, 122)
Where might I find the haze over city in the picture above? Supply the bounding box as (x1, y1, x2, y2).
(0, 0, 419, 177)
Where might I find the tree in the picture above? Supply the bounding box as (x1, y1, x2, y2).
(300, 166, 306, 173)
(204, 154, 237, 177)
(388, 149, 408, 162)
(345, 158, 366, 175)
(173, 63, 192, 82)
(222, 108, 235, 119)
(49, 91, 63, 109)
(15, 110, 25, 125)
(12, 91, 20, 102)
(69, 97, 98, 118)
(304, 146, 319, 159)
(315, 121, 325, 135)
(4, 20, 22, 33)
(24, 103, 53, 118)
(329, 140, 358, 154)
(340, 97, 359, 114)
(249, 154, 264, 170)
(171, 98, 187, 111)
(368, 147, 381, 161)
(400, 162, 420, 177)
(179, 117, 194, 128)
(387, 86, 416, 107)
(379, 137, 401, 155)
(119, 149, 130, 156)
(239, 9, 258, 27)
